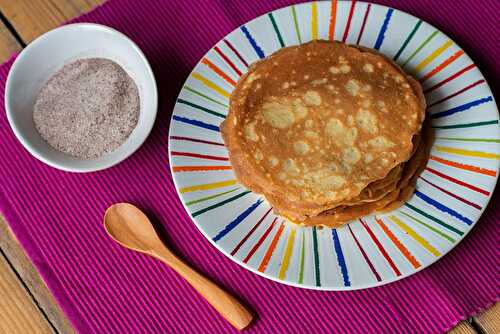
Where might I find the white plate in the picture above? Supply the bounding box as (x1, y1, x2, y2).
(168, 1, 500, 290)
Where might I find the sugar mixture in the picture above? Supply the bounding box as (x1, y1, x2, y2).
(33, 58, 140, 159)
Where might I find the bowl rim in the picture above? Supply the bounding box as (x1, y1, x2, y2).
(4, 23, 158, 173)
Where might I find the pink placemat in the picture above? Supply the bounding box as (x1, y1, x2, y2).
(1, 1, 498, 333)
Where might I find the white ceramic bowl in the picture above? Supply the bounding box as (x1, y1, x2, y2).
(5, 23, 157, 172)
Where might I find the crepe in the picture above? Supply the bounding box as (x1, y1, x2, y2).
(221, 40, 426, 221)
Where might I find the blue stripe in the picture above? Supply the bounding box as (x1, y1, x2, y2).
(431, 96, 493, 119)
(415, 191, 472, 225)
(332, 229, 350, 286)
(241, 25, 265, 59)
(172, 115, 220, 132)
(374, 8, 394, 50)
(213, 200, 263, 242)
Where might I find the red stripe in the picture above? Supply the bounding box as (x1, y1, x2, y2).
(342, 0, 356, 42)
(214, 45, 243, 76)
(169, 136, 225, 146)
(224, 38, 249, 67)
(424, 64, 476, 93)
(356, 3, 371, 45)
(171, 151, 228, 161)
(360, 219, 401, 276)
(243, 217, 277, 263)
(420, 177, 482, 210)
(348, 224, 381, 281)
(231, 208, 272, 255)
(427, 79, 485, 108)
(425, 167, 490, 195)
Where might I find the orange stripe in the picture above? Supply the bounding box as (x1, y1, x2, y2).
(375, 218, 421, 269)
(172, 165, 232, 172)
(328, 0, 337, 40)
(430, 155, 497, 177)
(420, 50, 464, 82)
(201, 58, 236, 86)
(258, 223, 285, 272)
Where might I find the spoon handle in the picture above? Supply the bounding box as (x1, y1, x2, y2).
(151, 247, 253, 331)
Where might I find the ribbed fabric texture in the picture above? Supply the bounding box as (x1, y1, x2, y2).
(0, 1, 498, 333)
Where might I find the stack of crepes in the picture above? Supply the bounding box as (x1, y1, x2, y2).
(221, 41, 432, 227)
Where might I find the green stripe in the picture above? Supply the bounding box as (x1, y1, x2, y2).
(402, 30, 439, 67)
(192, 191, 251, 217)
(312, 226, 321, 287)
(269, 13, 285, 47)
(404, 203, 464, 235)
(291, 5, 302, 43)
(178, 98, 226, 118)
(433, 120, 499, 129)
(186, 188, 239, 206)
(184, 86, 229, 108)
(399, 212, 456, 243)
(298, 232, 305, 284)
(436, 137, 500, 143)
(393, 20, 422, 61)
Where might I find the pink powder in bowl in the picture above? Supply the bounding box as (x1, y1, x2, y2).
(33, 58, 140, 159)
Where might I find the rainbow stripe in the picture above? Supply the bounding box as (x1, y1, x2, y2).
(434, 146, 499, 159)
(376, 218, 421, 269)
(342, 0, 356, 42)
(389, 216, 441, 257)
(332, 229, 350, 286)
(361, 219, 401, 276)
(192, 72, 230, 98)
(402, 30, 439, 67)
(243, 217, 277, 263)
(356, 3, 371, 45)
(393, 20, 422, 61)
(431, 96, 493, 119)
(348, 224, 381, 281)
(185, 188, 239, 206)
(258, 222, 285, 272)
(180, 179, 236, 193)
(414, 191, 473, 225)
(312, 226, 321, 286)
(278, 227, 296, 280)
(328, 0, 337, 41)
(172, 115, 220, 132)
(414, 40, 453, 72)
(231, 208, 272, 256)
(241, 25, 265, 58)
(374, 8, 393, 50)
(192, 191, 251, 217)
(177, 98, 226, 118)
(269, 13, 284, 48)
(213, 200, 263, 242)
(201, 58, 237, 86)
(311, 2, 318, 40)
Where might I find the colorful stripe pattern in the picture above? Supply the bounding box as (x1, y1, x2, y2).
(170, 2, 500, 289)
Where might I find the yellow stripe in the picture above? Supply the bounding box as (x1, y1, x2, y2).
(389, 216, 441, 257)
(180, 179, 237, 193)
(415, 40, 453, 72)
(435, 145, 500, 159)
(278, 227, 296, 280)
(192, 72, 230, 98)
(311, 2, 318, 40)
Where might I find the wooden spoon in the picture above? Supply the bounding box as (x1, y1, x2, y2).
(103, 203, 253, 331)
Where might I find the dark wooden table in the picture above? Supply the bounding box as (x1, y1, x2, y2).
(0, 1, 497, 333)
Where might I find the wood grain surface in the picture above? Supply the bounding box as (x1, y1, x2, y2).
(0, 253, 52, 334)
(0, 1, 497, 333)
(0, 0, 103, 43)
